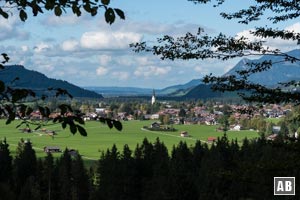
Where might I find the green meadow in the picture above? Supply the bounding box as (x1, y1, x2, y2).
(0, 120, 259, 160)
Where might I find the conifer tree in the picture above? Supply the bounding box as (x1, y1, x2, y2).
(0, 138, 12, 183)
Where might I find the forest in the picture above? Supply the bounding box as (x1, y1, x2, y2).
(1, 135, 299, 200)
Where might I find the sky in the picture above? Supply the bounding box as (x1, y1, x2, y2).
(1, 0, 300, 89)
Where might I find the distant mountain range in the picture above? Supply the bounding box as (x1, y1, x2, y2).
(0, 65, 103, 99)
(3, 49, 299, 101)
(224, 49, 300, 86)
(84, 79, 203, 97)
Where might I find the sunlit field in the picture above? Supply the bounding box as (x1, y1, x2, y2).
(0, 120, 260, 160)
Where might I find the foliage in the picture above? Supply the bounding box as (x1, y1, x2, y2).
(0, 0, 125, 134)
(0, 0, 125, 24)
(1, 137, 300, 199)
(130, 0, 300, 104)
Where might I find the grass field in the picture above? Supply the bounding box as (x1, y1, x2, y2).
(0, 120, 260, 160)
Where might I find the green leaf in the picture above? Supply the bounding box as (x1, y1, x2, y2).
(19, 10, 28, 21)
(54, 6, 62, 16)
(6, 113, 15, 125)
(62, 121, 67, 129)
(105, 8, 115, 24)
(74, 116, 85, 125)
(16, 121, 26, 129)
(53, 116, 60, 123)
(77, 125, 87, 136)
(38, 106, 45, 117)
(83, 3, 91, 12)
(69, 122, 77, 134)
(106, 119, 113, 129)
(19, 104, 27, 117)
(113, 120, 123, 131)
(114, 8, 125, 20)
(26, 107, 33, 116)
(101, 0, 110, 5)
(0, 80, 5, 93)
(0, 8, 9, 19)
(45, 107, 50, 117)
(99, 117, 106, 123)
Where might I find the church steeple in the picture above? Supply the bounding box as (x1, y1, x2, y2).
(151, 89, 156, 105)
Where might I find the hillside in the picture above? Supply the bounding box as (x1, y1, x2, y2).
(224, 49, 300, 86)
(159, 79, 202, 95)
(0, 65, 103, 99)
(84, 86, 153, 97)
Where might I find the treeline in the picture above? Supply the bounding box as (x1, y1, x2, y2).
(1, 136, 300, 199)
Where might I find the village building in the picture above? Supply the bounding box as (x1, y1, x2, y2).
(180, 131, 189, 137)
(207, 137, 217, 143)
(44, 146, 61, 153)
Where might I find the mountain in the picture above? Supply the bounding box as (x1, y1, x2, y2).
(224, 49, 300, 86)
(84, 86, 153, 97)
(159, 79, 202, 95)
(86, 79, 202, 97)
(0, 65, 103, 99)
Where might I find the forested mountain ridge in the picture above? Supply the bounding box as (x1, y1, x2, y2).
(169, 49, 300, 99)
(0, 65, 103, 99)
(224, 49, 300, 86)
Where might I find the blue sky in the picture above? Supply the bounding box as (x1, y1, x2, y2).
(1, 0, 299, 89)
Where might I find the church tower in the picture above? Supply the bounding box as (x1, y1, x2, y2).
(151, 89, 156, 105)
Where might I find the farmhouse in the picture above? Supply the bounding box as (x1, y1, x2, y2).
(150, 122, 161, 129)
(180, 131, 189, 137)
(231, 125, 241, 131)
(207, 137, 217, 143)
(44, 146, 61, 153)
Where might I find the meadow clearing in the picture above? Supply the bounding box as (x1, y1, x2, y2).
(0, 119, 260, 160)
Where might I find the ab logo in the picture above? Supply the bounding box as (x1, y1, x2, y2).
(274, 177, 295, 195)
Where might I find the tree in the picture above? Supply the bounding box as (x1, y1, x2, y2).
(0, 138, 12, 183)
(131, 0, 300, 105)
(14, 140, 37, 195)
(0, 0, 124, 24)
(0, 0, 125, 135)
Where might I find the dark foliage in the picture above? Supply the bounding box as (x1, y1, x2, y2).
(0, 0, 123, 134)
(130, 0, 300, 105)
(1, 137, 300, 199)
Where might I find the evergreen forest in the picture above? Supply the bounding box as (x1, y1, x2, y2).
(1, 135, 300, 200)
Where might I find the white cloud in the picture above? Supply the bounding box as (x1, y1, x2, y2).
(194, 66, 209, 74)
(286, 23, 300, 33)
(236, 22, 300, 52)
(34, 42, 52, 53)
(80, 31, 142, 50)
(21, 45, 29, 52)
(134, 66, 172, 77)
(61, 40, 79, 51)
(98, 55, 112, 65)
(44, 15, 81, 26)
(112, 71, 130, 80)
(0, 17, 30, 41)
(96, 66, 109, 76)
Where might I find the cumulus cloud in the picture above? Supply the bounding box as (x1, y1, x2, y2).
(134, 66, 172, 78)
(236, 22, 300, 52)
(96, 66, 109, 76)
(98, 55, 112, 65)
(80, 31, 142, 50)
(61, 40, 79, 51)
(34, 42, 52, 53)
(0, 17, 30, 41)
(286, 23, 300, 33)
(112, 71, 130, 80)
(44, 15, 81, 26)
(194, 66, 209, 75)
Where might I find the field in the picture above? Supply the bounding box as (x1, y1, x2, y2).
(0, 120, 260, 160)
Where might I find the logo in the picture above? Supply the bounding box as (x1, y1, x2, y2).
(274, 177, 295, 195)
